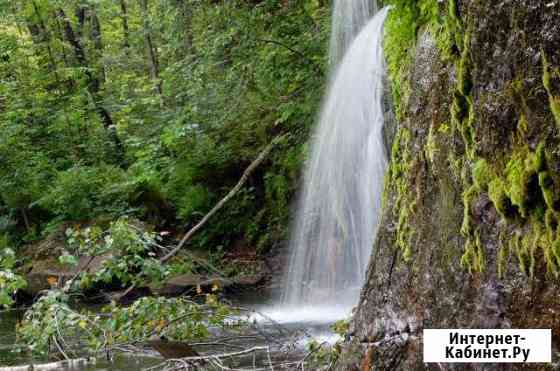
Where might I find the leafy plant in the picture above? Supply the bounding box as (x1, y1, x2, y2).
(0, 239, 27, 308)
(17, 291, 237, 356)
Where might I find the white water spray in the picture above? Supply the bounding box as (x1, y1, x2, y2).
(278, 5, 389, 316)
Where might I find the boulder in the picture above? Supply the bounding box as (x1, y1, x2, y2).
(23, 253, 114, 297)
(151, 260, 270, 297)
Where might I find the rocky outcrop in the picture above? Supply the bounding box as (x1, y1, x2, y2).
(18, 222, 128, 297)
(24, 254, 113, 297)
(18, 225, 111, 297)
(346, 1, 560, 370)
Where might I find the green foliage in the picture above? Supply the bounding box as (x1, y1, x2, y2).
(0, 239, 27, 308)
(17, 290, 235, 356)
(64, 219, 170, 289)
(305, 340, 341, 369)
(38, 166, 134, 221)
(0, 0, 329, 254)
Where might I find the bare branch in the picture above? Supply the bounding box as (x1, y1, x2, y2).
(160, 135, 285, 263)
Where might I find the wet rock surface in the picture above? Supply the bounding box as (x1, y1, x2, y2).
(344, 1, 560, 370)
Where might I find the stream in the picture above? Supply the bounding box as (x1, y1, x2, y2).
(0, 309, 161, 370)
(0, 293, 348, 370)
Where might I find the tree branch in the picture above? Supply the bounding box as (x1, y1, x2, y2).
(256, 38, 320, 70)
(160, 135, 285, 263)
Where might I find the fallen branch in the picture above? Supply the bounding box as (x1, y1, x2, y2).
(160, 135, 285, 263)
(117, 135, 284, 301)
(143, 346, 274, 371)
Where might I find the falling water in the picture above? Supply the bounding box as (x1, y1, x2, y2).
(280, 5, 389, 312)
(329, 0, 377, 66)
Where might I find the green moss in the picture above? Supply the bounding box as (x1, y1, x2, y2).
(528, 142, 546, 173)
(435, 0, 462, 59)
(510, 233, 529, 276)
(387, 128, 416, 262)
(460, 239, 475, 273)
(457, 33, 473, 96)
(484, 142, 560, 278)
(552, 238, 560, 274)
(472, 159, 493, 191)
(545, 209, 559, 235)
(450, 31, 476, 160)
(539, 171, 556, 210)
(383, 0, 441, 119)
(460, 185, 477, 236)
(488, 178, 511, 219)
(517, 113, 528, 135)
(447, 151, 463, 182)
(501, 147, 544, 218)
(397, 205, 415, 262)
(451, 92, 469, 127)
(509, 222, 560, 278)
(505, 154, 529, 216)
(500, 145, 547, 218)
(460, 229, 485, 273)
(542, 53, 560, 128)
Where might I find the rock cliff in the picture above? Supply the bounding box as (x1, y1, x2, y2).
(345, 1, 560, 369)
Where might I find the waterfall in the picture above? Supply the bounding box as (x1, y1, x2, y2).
(329, 0, 377, 67)
(280, 5, 389, 311)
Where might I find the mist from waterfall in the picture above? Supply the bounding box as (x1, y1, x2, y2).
(280, 4, 389, 313)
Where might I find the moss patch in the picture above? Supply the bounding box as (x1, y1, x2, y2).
(460, 229, 485, 274)
(543, 53, 560, 128)
(383, 0, 440, 119)
(472, 159, 493, 192)
(383, 0, 560, 281)
(388, 128, 416, 262)
(488, 178, 512, 219)
(504, 145, 545, 218)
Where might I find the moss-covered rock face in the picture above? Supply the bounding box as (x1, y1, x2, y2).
(345, 1, 560, 369)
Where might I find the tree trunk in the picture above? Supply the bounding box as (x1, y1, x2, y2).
(119, 0, 131, 54)
(56, 8, 125, 165)
(20, 208, 30, 232)
(28, 1, 59, 82)
(140, 0, 163, 98)
(180, 1, 195, 56)
(52, 11, 70, 69)
(89, 8, 106, 83)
